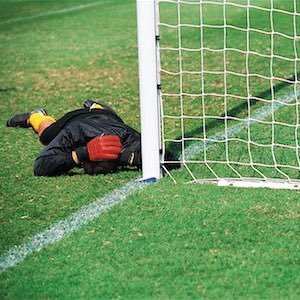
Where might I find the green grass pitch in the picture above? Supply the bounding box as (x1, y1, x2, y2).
(0, 0, 300, 298)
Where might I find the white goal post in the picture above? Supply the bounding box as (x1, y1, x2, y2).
(136, 0, 300, 189)
(136, 0, 161, 180)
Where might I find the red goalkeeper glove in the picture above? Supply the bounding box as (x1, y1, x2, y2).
(75, 135, 122, 162)
(88, 135, 121, 160)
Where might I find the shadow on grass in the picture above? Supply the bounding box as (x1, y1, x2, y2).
(64, 166, 138, 177)
(166, 73, 299, 156)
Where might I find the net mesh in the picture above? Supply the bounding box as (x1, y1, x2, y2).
(158, 0, 300, 184)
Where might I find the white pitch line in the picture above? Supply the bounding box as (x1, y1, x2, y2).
(0, 181, 147, 273)
(0, 1, 112, 25)
(0, 89, 298, 274)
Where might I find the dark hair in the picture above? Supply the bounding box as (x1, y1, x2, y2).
(82, 161, 117, 175)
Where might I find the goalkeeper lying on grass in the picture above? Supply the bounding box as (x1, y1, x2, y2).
(7, 100, 178, 176)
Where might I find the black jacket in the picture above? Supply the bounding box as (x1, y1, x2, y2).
(34, 108, 141, 176)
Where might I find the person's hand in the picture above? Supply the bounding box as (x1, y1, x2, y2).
(87, 135, 122, 161)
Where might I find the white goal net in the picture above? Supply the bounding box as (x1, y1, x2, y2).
(137, 0, 300, 189)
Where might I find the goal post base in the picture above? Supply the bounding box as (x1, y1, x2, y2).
(136, 177, 158, 183)
(194, 178, 300, 190)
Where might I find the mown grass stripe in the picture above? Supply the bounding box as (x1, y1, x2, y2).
(0, 89, 298, 274)
(0, 1, 113, 25)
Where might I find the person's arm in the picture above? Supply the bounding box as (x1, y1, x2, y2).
(34, 148, 77, 176)
(119, 139, 142, 168)
(34, 129, 78, 176)
(34, 134, 122, 176)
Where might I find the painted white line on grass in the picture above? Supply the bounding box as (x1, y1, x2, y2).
(0, 181, 146, 273)
(0, 1, 112, 25)
(0, 89, 298, 274)
(182, 89, 300, 160)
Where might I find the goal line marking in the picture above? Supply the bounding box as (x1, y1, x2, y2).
(0, 181, 146, 273)
(0, 89, 298, 274)
(0, 1, 113, 25)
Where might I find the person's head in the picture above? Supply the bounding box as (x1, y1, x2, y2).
(82, 160, 118, 175)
